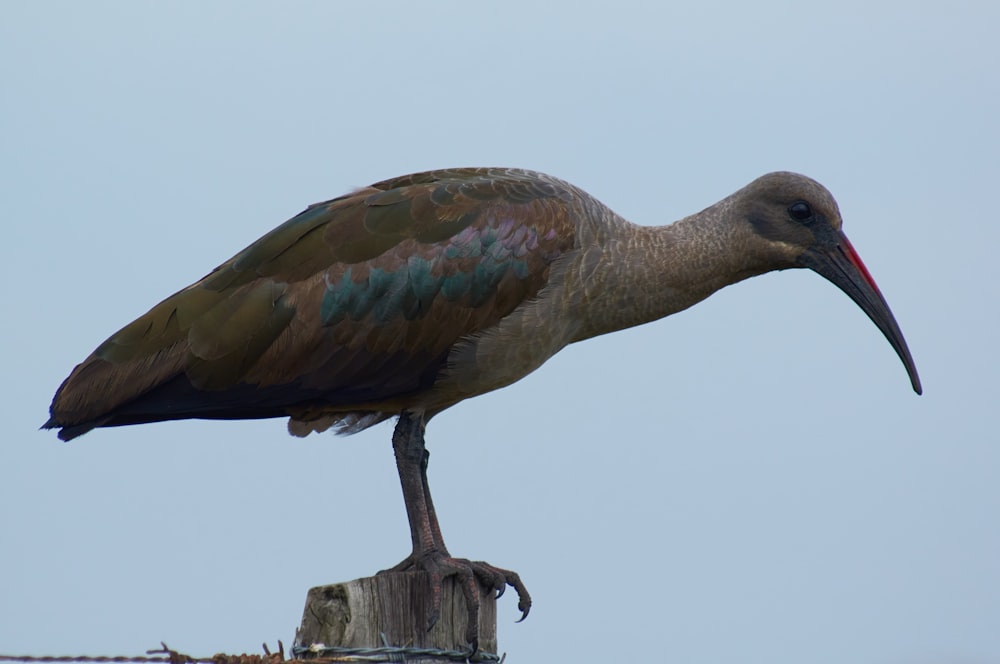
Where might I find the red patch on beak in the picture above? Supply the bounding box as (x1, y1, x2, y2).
(839, 234, 884, 298)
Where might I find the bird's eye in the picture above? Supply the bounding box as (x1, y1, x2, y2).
(788, 201, 813, 221)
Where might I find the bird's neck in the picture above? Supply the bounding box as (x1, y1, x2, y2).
(572, 207, 770, 341)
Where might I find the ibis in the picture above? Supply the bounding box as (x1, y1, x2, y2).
(45, 168, 922, 648)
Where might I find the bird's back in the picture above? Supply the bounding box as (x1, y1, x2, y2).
(45, 168, 584, 440)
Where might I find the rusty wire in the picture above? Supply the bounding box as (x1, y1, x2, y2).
(0, 643, 284, 664)
(0, 640, 504, 664)
(292, 640, 502, 662)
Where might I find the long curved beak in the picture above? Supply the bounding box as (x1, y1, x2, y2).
(798, 232, 922, 394)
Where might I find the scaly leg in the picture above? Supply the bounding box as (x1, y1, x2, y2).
(382, 412, 531, 651)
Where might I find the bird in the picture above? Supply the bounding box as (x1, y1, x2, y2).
(45, 167, 922, 650)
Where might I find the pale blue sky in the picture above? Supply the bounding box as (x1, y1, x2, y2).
(2, 2, 998, 662)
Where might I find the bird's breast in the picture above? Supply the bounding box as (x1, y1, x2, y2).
(415, 263, 581, 412)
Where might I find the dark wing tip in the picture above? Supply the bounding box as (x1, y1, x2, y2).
(41, 415, 101, 441)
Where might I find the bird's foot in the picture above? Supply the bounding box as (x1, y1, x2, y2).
(379, 551, 531, 651)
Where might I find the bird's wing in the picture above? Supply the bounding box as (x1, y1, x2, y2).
(46, 168, 579, 439)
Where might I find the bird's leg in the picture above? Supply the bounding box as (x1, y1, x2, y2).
(420, 447, 448, 553)
(390, 412, 439, 558)
(381, 412, 531, 650)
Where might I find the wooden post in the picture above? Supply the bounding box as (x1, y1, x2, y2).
(294, 572, 497, 662)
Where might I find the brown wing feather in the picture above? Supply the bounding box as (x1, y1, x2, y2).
(46, 168, 578, 440)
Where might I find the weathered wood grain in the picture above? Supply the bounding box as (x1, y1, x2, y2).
(294, 572, 497, 660)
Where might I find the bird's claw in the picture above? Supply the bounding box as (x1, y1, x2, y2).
(380, 552, 531, 648)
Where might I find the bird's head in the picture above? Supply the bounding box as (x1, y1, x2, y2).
(730, 171, 922, 395)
